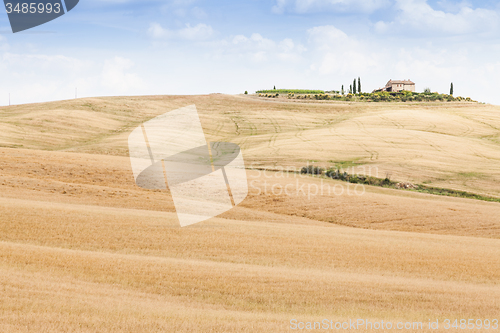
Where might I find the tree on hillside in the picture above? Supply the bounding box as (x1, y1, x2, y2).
(450, 82, 454, 95)
(341, 85, 344, 95)
(349, 84, 352, 94)
(353, 79, 357, 94)
(358, 77, 361, 93)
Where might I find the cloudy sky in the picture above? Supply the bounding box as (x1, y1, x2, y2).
(1, 0, 500, 105)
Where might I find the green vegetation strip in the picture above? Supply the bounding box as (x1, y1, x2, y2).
(256, 89, 325, 94)
(256, 90, 478, 103)
(300, 166, 500, 203)
(415, 185, 500, 203)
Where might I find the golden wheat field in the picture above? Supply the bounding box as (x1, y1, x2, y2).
(0, 94, 499, 332)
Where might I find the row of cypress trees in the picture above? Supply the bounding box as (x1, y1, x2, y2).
(341, 77, 362, 95)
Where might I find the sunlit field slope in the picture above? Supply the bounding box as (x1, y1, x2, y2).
(1, 94, 499, 197)
(0, 95, 499, 332)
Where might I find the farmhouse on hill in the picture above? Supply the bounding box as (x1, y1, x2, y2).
(373, 79, 415, 93)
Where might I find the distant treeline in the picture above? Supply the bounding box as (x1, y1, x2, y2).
(258, 90, 477, 103)
(256, 89, 325, 94)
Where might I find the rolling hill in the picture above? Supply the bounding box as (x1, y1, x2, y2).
(0, 95, 499, 332)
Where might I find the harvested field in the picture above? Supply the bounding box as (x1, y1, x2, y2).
(0, 95, 498, 332)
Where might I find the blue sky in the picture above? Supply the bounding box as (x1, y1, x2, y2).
(1, 0, 500, 105)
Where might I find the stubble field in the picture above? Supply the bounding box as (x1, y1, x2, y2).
(0, 94, 499, 332)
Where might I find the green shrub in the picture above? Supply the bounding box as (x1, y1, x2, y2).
(349, 175, 361, 183)
(256, 89, 325, 94)
(382, 178, 392, 186)
(301, 166, 325, 175)
(326, 169, 338, 178)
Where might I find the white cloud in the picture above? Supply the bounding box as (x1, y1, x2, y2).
(0, 52, 95, 105)
(2, 53, 90, 74)
(229, 33, 276, 62)
(436, 0, 472, 13)
(0, 52, 148, 105)
(148, 23, 214, 40)
(307, 25, 350, 49)
(101, 57, 144, 92)
(373, 20, 389, 33)
(226, 33, 305, 63)
(0, 35, 8, 52)
(178, 23, 214, 40)
(232, 33, 276, 50)
(159, 0, 204, 18)
(307, 25, 380, 75)
(148, 23, 170, 39)
(272, 0, 390, 14)
(378, 0, 500, 35)
(191, 7, 208, 19)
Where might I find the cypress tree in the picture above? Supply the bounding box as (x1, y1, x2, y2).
(341, 85, 344, 95)
(353, 79, 356, 94)
(349, 85, 352, 94)
(274, 86, 276, 90)
(450, 83, 454, 96)
(358, 77, 361, 93)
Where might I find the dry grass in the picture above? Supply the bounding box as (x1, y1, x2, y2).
(1, 95, 500, 197)
(0, 95, 499, 332)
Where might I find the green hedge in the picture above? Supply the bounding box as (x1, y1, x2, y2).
(256, 89, 325, 94)
(320, 167, 500, 203)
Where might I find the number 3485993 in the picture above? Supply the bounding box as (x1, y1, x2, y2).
(5, 3, 61, 14)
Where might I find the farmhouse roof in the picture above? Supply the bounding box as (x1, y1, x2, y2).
(387, 79, 415, 85)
